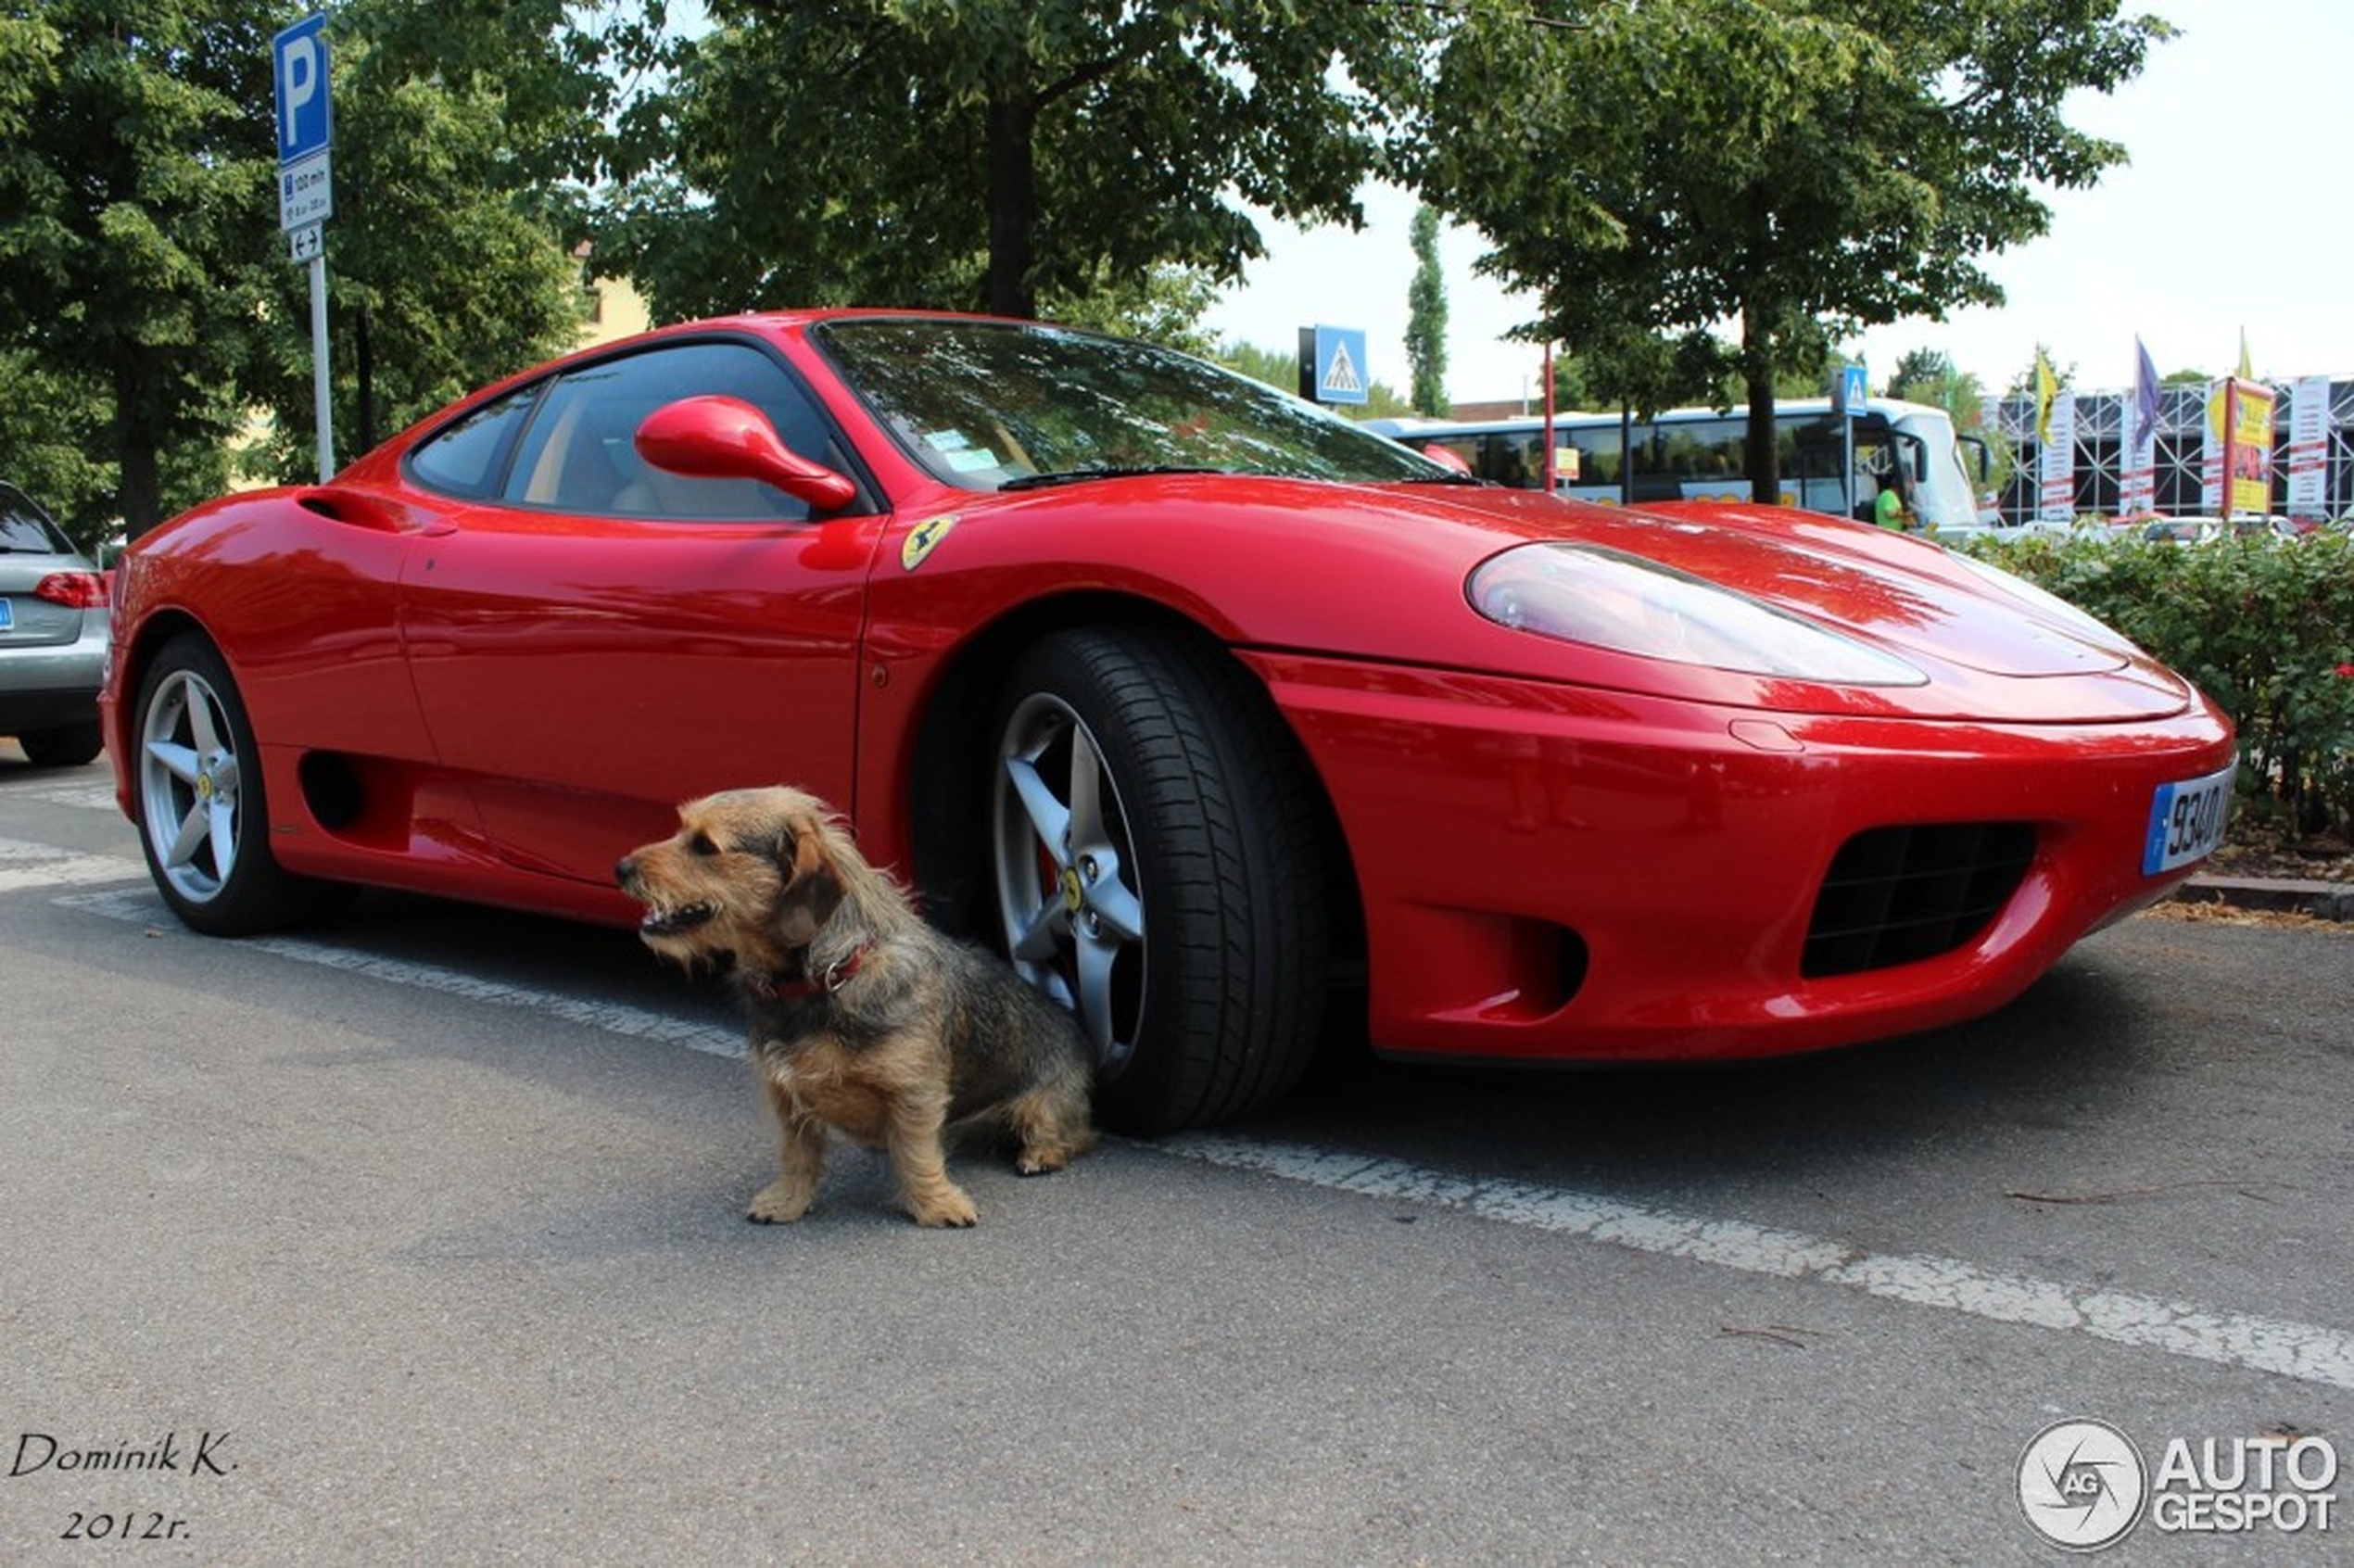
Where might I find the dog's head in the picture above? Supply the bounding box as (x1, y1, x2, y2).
(615, 786, 848, 975)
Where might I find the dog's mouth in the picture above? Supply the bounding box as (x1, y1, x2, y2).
(639, 902, 716, 938)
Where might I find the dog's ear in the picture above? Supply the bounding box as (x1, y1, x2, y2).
(772, 821, 844, 946)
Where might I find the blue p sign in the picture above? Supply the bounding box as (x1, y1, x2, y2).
(272, 15, 331, 167)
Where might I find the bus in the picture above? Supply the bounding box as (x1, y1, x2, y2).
(1367, 398, 1998, 534)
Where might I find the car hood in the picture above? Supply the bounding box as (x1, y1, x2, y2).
(945, 477, 2196, 725)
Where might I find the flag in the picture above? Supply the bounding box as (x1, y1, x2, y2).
(2034, 348, 2058, 444)
(2236, 329, 2254, 382)
(2132, 336, 2160, 452)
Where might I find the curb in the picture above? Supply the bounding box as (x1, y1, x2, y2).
(2171, 874, 2354, 922)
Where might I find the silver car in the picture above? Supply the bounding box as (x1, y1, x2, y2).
(1, 482, 109, 767)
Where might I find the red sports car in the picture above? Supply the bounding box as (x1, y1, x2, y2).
(102, 311, 2234, 1131)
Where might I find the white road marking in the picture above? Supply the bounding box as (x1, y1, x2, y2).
(36, 852, 2354, 1394)
(1159, 1133, 2354, 1394)
(0, 836, 145, 891)
(16, 781, 120, 812)
(58, 885, 743, 1058)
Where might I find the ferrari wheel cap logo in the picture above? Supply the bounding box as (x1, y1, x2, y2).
(1059, 866, 1085, 914)
(900, 514, 958, 573)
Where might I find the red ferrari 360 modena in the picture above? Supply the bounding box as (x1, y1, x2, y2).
(102, 311, 2235, 1131)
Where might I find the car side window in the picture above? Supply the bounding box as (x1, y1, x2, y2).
(407, 386, 541, 499)
(499, 341, 848, 522)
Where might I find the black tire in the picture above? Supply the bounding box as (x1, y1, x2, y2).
(988, 626, 1330, 1132)
(17, 721, 102, 768)
(131, 632, 348, 935)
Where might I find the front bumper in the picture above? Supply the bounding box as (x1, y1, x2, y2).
(1249, 651, 2236, 1063)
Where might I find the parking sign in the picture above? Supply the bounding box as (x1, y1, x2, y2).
(272, 15, 331, 165)
(273, 15, 333, 233)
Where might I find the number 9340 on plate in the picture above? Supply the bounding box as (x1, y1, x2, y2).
(2143, 759, 2237, 876)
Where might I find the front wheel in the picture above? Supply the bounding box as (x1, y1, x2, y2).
(133, 633, 348, 934)
(989, 627, 1331, 1132)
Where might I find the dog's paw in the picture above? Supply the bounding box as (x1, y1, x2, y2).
(907, 1187, 980, 1228)
(746, 1180, 815, 1225)
(1013, 1149, 1068, 1177)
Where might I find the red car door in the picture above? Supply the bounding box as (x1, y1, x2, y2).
(395, 338, 886, 888)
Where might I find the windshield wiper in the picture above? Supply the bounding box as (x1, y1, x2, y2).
(999, 465, 1225, 492)
(1398, 471, 1486, 486)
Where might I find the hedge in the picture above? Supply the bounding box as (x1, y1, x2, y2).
(1948, 528, 2354, 841)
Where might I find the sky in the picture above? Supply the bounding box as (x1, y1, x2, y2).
(1200, 0, 2354, 405)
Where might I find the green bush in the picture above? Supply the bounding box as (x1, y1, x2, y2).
(1952, 527, 2354, 841)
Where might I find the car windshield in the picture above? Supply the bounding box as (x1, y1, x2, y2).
(812, 317, 1448, 491)
(0, 483, 71, 554)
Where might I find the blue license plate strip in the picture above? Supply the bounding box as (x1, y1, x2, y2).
(2142, 760, 2237, 876)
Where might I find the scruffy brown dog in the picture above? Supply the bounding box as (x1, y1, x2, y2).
(616, 786, 1095, 1228)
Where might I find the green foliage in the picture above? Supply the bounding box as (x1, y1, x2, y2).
(0, 0, 617, 531)
(1412, 0, 2167, 502)
(1955, 530, 2354, 839)
(1039, 262, 1221, 357)
(0, 349, 115, 550)
(1405, 205, 1449, 416)
(0, 0, 285, 536)
(595, 1, 1438, 322)
(244, 1, 602, 472)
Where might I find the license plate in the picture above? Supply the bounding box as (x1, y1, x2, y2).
(2142, 761, 2236, 875)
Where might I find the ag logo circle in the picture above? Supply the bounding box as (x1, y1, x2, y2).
(2018, 1419, 2146, 1551)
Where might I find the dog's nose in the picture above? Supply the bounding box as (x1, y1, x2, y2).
(614, 854, 637, 889)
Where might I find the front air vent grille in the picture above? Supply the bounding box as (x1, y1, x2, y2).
(1803, 823, 2036, 979)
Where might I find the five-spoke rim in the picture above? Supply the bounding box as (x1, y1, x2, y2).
(138, 668, 242, 904)
(993, 692, 1146, 1071)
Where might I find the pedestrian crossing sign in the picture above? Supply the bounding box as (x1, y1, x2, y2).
(1298, 325, 1370, 406)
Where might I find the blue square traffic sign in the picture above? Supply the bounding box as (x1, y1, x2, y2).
(1310, 325, 1369, 407)
(272, 15, 332, 168)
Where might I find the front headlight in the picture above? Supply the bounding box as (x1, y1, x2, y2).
(1468, 543, 1928, 687)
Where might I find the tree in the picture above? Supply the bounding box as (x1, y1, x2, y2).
(244, 0, 610, 470)
(0, 1, 284, 537)
(1886, 348, 1955, 399)
(1405, 206, 1449, 415)
(1031, 261, 1221, 356)
(0, 2, 624, 535)
(597, 1, 1437, 323)
(1412, 0, 2170, 505)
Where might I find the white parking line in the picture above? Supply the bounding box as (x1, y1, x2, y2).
(0, 836, 145, 891)
(60, 885, 743, 1058)
(1159, 1133, 2354, 1395)
(45, 865, 2354, 1395)
(23, 781, 120, 812)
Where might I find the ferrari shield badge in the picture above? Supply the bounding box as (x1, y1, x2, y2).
(901, 514, 958, 573)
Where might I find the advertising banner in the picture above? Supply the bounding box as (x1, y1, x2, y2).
(2202, 378, 2274, 517)
(2036, 387, 2077, 522)
(2285, 374, 2331, 520)
(2228, 379, 2276, 517)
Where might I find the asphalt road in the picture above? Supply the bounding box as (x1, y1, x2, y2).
(3, 747, 2350, 1565)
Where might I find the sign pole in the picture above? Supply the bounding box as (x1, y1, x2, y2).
(273, 14, 335, 480)
(308, 251, 333, 479)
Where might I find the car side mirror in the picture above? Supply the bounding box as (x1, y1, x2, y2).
(635, 396, 857, 512)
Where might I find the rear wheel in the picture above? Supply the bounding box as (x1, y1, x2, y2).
(133, 633, 348, 934)
(17, 721, 102, 768)
(989, 627, 1330, 1132)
